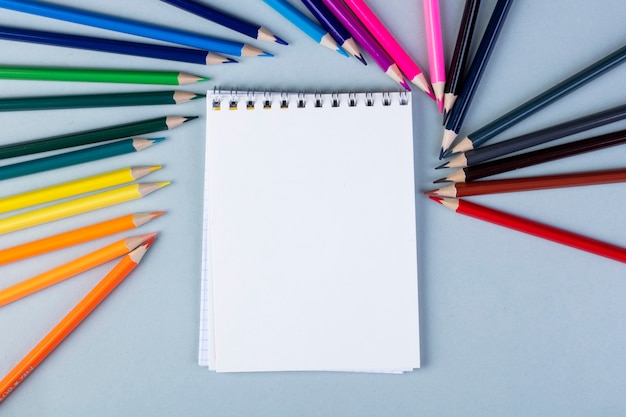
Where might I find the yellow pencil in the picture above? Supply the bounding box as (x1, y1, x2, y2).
(0, 182, 169, 235)
(0, 233, 155, 307)
(0, 166, 161, 214)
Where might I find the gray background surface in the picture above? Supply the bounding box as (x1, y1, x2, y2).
(1, 0, 626, 415)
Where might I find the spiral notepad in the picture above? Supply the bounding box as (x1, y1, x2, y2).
(200, 90, 420, 372)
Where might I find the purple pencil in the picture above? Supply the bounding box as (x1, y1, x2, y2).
(321, 0, 410, 90)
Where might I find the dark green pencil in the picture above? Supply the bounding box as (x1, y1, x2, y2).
(0, 91, 204, 112)
(0, 66, 208, 85)
(0, 115, 197, 161)
(0, 138, 162, 181)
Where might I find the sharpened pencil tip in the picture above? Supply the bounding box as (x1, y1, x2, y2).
(225, 58, 238, 63)
(183, 116, 199, 123)
(260, 52, 274, 57)
(428, 196, 444, 204)
(435, 161, 449, 169)
(433, 177, 449, 184)
(438, 148, 445, 160)
(274, 36, 288, 45)
(355, 54, 367, 65)
(151, 137, 167, 143)
(400, 80, 412, 91)
(424, 188, 437, 195)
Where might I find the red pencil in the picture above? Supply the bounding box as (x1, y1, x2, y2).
(430, 196, 626, 263)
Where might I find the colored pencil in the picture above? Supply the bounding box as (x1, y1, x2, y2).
(0, 138, 162, 182)
(0, 233, 155, 307)
(0, 166, 160, 214)
(0, 212, 163, 266)
(0, 241, 152, 404)
(0, 90, 203, 112)
(427, 167, 626, 198)
(435, 128, 626, 183)
(443, 0, 481, 121)
(301, 0, 365, 64)
(0, 115, 195, 161)
(430, 196, 626, 264)
(422, 0, 445, 111)
(0, 25, 235, 65)
(342, 0, 432, 95)
(0, 182, 169, 235)
(441, 103, 626, 168)
(160, 0, 287, 45)
(440, 0, 514, 157)
(0, 66, 207, 85)
(0, 0, 271, 57)
(320, 0, 410, 90)
(451, 43, 626, 155)
(263, 0, 347, 57)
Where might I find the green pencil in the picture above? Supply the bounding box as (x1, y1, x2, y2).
(0, 90, 204, 112)
(0, 66, 208, 85)
(0, 115, 197, 161)
(0, 138, 162, 181)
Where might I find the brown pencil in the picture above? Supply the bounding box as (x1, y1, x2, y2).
(427, 167, 626, 197)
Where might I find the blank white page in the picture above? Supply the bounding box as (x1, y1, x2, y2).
(202, 91, 419, 372)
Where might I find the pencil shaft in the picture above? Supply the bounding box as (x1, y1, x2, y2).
(0, 235, 151, 307)
(0, 0, 252, 56)
(0, 213, 163, 265)
(444, 0, 513, 134)
(0, 25, 225, 65)
(467, 43, 626, 149)
(0, 243, 149, 404)
(0, 183, 168, 235)
(0, 66, 195, 85)
(0, 91, 199, 112)
(160, 0, 274, 42)
(423, 0, 445, 108)
(463, 129, 626, 182)
(0, 166, 159, 214)
(302, 0, 351, 45)
(0, 138, 156, 181)
(450, 168, 626, 197)
(440, 198, 626, 263)
(0, 116, 185, 161)
(464, 103, 626, 166)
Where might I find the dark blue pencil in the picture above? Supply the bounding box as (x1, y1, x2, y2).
(160, 0, 287, 45)
(440, 0, 514, 158)
(300, 0, 365, 64)
(0, 25, 235, 65)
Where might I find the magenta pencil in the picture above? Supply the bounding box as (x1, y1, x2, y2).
(423, 0, 445, 112)
(343, 0, 432, 97)
(321, 0, 410, 90)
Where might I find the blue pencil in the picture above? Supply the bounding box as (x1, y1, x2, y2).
(263, 0, 348, 57)
(0, 0, 272, 57)
(300, 0, 365, 63)
(160, 0, 287, 45)
(0, 25, 235, 65)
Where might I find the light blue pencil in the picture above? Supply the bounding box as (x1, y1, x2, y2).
(0, 0, 271, 57)
(263, 0, 348, 57)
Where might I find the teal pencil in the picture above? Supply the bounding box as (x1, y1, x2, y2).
(0, 138, 162, 181)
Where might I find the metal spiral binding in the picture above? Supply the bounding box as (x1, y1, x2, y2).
(210, 90, 410, 110)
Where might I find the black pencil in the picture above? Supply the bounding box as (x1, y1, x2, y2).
(441, 102, 626, 168)
(440, 0, 514, 157)
(435, 128, 626, 183)
(442, 0, 481, 123)
(450, 43, 626, 155)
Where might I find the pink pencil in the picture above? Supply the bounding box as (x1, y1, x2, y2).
(343, 0, 433, 98)
(423, 0, 445, 112)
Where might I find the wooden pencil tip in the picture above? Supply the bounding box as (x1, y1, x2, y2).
(433, 177, 450, 184)
(133, 211, 165, 227)
(428, 196, 444, 204)
(435, 161, 449, 169)
(424, 188, 437, 195)
(274, 36, 289, 46)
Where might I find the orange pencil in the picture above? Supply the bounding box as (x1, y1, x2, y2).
(0, 233, 155, 307)
(0, 239, 153, 404)
(0, 212, 163, 266)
